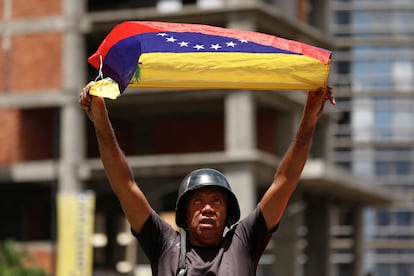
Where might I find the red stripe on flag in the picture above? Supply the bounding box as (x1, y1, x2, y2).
(88, 21, 331, 70)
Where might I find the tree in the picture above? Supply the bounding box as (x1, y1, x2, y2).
(0, 239, 47, 276)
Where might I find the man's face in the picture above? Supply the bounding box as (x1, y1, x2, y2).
(185, 187, 228, 247)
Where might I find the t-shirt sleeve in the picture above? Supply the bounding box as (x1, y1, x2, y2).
(233, 205, 278, 264)
(131, 209, 179, 263)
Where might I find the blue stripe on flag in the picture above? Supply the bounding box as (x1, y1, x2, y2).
(138, 32, 301, 54)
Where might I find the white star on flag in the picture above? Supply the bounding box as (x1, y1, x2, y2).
(157, 33, 168, 37)
(193, 44, 205, 50)
(210, 44, 222, 50)
(239, 39, 248, 43)
(166, 36, 177, 42)
(179, 41, 189, 47)
(226, 41, 237, 47)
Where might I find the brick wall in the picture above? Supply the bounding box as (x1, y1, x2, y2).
(297, 0, 310, 23)
(0, 109, 21, 164)
(0, 0, 62, 164)
(0, 108, 56, 164)
(9, 33, 62, 91)
(12, 0, 61, 18)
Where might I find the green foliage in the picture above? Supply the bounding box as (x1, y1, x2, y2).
(0, 240, 47, 276)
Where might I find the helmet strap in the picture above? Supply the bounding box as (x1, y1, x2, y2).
(176, 228, 187, 276)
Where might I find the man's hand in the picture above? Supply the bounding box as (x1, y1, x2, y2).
(79, 81, 107, 123)
(305, 86, 336, 120)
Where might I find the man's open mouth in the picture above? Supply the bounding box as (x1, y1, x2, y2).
(199, 218, 215, 226)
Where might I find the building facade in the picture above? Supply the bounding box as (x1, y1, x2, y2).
(329, 0, 414, 275)
(0, 0, 400, 275)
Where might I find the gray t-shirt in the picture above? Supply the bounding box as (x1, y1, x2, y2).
(134, 206, 276, 276)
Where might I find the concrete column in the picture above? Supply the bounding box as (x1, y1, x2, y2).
(224, 91, 256, 218)
(225, 0, 255, 6)
(224, 164, 256, 220)
(59, 0, 87, 192)
(309, 0, 329, 32)
(226, 13, 257, 32)
(272, 198, 306, 276)
(305, 195, 331, 276)
(272, 0, 298, 19)
(225, 90, 256, 152)
(197, 0, 223, 9)
(156, 0, 182, 13)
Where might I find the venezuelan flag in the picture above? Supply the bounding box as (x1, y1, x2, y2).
(88, 21, 331, 99)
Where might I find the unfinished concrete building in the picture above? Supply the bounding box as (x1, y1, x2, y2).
(0, 0, 396, 275)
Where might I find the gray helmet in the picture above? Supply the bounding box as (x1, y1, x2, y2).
(175, 168, 240, 228)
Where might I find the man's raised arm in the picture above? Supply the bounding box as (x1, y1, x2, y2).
(79, 82, 151, 234)
(259, 87, 335, 231)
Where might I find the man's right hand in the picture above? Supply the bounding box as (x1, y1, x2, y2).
(79, 81, 107, 123)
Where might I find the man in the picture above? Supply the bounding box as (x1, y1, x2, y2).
(79, 84, 335, 275)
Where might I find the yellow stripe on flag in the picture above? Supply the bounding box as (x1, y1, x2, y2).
(131, 52, 330, 91)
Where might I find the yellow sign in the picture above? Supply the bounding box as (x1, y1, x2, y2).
(56, 192, 95, 276)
